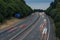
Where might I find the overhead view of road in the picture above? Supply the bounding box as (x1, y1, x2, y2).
(0, 12, 56, 40)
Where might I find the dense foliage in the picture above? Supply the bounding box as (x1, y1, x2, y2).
(46, 0, 60, 38)
(0, 0, 32, 23)
(33, 9, 45, 12)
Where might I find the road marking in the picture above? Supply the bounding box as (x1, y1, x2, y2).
(47, 17, 50, 40)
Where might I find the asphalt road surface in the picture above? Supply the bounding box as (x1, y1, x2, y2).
(0, 12, 56, 40)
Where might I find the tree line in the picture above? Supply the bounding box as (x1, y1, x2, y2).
(0, 0, 33, 23)
(46, 0, 60, 38)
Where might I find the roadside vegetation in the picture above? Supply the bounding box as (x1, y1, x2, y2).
(33, 9, 45, 12)
(0, 0, 33, 24)
(0, 18, 20, 29)
(46, 0, 60, 39)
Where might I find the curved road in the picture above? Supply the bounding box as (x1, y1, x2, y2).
(0, 12, 56, 40)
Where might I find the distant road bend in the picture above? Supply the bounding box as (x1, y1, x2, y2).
(0, 12, 56, 40)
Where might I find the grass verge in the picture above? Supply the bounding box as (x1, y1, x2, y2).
(0, 18, 20, 30)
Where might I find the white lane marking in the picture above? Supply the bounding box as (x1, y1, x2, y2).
(17, 16, 41, 40)
(47, 17, 50, 40)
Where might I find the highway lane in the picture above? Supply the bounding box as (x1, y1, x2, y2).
(0, 13, 39, 40)
(0, 12, 55, 40)
(11, 12, 55, 40)
(9, 15, 40, 40)
(10, 13, 41, 40)
(10, 12, 46, 40)
(42, 13, 56, 40)
(46, 15, 56, 40)
(22, 13, 48, 40)
(0, 14, 37, 33)
(14, 14, 42, 40)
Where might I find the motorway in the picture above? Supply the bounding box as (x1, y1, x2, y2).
(0, 12, 56, 40)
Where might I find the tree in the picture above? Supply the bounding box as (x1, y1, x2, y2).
(46, 0, 60, 39)
(0, 0, 32, 23)
(0, 13, 4, 23)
